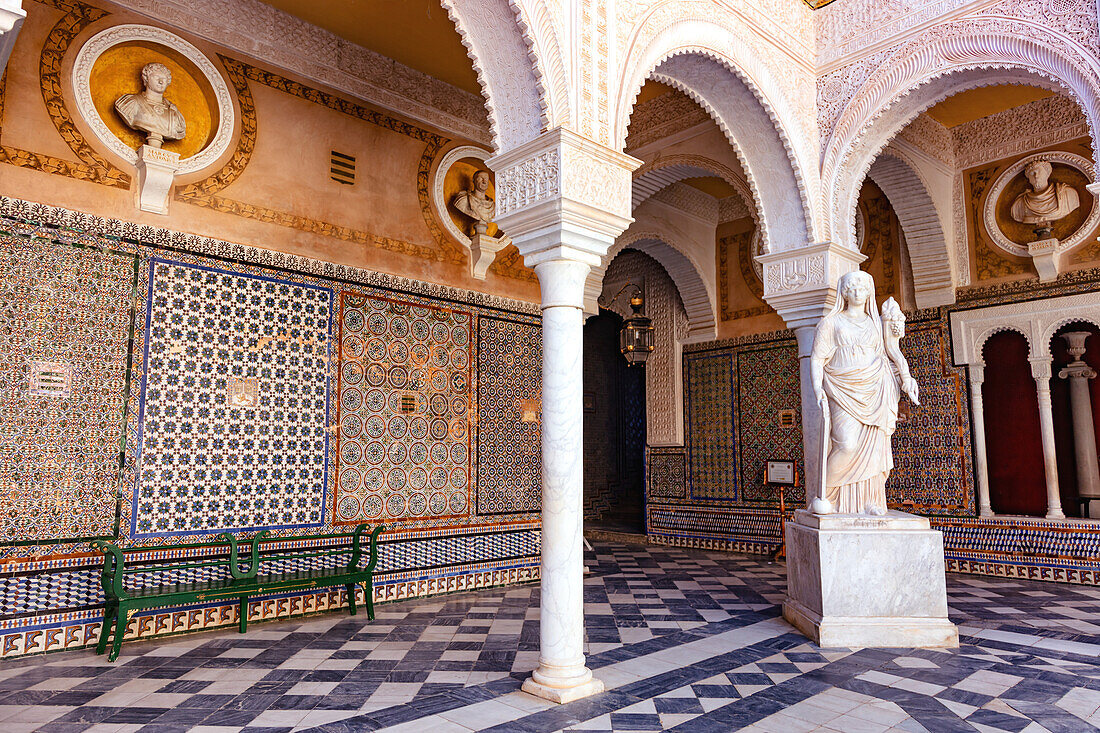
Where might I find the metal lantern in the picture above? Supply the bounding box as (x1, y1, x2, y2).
(619, 290, 655, 367)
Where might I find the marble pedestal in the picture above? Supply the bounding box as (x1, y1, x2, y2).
(783, 510, 958, 648)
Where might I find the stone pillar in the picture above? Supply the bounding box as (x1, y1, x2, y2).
(489, 128, 639, 704)
(757, 242, 866, 508)
(967, 364, 993, 517)
(1059, 332, 1100, 517)
(0, 1, 26, 78)
(1030, 357, 1065, 519)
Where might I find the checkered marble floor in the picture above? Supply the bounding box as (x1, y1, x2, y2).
(3, 542, 1100, 732)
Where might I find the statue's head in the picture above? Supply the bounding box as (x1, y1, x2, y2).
(141, 63, 172, 94)
(838, 270, 874, 309)
(473, 170, 491, 193)
(1023, 159, 1053, 191)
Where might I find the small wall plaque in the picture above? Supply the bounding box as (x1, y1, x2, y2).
(29, 361, 72, 398)
(765, 460, 796, 486)
(227, 377, 259, 407)
(778, 409, 796, 428)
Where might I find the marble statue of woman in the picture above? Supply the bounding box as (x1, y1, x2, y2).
(810, 271, 919, 515)
(451, 170, 495, 230)
(1010, 160, 1080, 226)
(114, 62, 186, 149)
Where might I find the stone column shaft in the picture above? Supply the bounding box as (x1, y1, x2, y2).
(1059, 332, 1100, 515)
(968, 364, 993, 517)
(1031, 358, 1065, 519)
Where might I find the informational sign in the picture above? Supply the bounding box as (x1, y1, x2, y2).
(765, 460, 796, 485)
(29, 361, 72, 398)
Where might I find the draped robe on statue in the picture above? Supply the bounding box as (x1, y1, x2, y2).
(812, 314, 900, 514)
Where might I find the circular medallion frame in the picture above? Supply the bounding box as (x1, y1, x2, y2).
(432, 145, 495, 247)
(71, 24, 236, 175)
(982, 151, 1098, 257)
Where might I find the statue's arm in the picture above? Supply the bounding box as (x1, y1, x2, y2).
(809, 319, 832, 406)
(885, 336, 919, 404)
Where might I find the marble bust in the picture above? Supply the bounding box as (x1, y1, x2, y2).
(810, 272, 919, 515)
(451, 170, 496, 230)
(1010, 159, 1080, 227)
(114, 62, 186, 148)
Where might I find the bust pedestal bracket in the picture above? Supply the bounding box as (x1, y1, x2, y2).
(136, 145, 180, 215)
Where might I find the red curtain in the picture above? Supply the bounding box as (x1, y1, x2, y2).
(982, 331, 1047, 516)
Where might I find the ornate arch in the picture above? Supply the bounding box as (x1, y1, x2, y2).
(824, 22, 1100, 253)
(614, 18, 819, 251)
(866, 154, 955, 308)
(439, 0, 558, 151)
(632, 155, 755, 218)
(589, 231, 717, 342)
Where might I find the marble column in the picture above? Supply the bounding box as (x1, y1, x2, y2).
(1059, 332, 1100, 516)
(1030, 357, 1065, 519)
(967, 364, 993, 517)
(524, 256, 602, 702)
(489, 128, 639, 704)
(0, 1, 26, 78)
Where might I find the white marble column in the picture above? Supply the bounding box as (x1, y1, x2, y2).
(489, 128, 639, 704)
(524, 256, 602, 702)
(967, 364, 993, 517)
(1030, 357, 1065, 519)
(793, 326, 824, 509)
(0, 1, 26, 78)
(1059, 332, 1100, 516)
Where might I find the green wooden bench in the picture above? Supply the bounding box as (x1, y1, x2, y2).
(91, 524, 384, 662)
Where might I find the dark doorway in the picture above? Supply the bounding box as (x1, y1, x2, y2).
(582, 309, 647, 533)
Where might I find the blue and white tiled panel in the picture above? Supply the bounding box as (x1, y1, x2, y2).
(648, 506, 782, 555)
(0, 529, 541, 620)
(935, 516, 1100, 585)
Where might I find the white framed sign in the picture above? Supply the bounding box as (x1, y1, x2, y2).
(765, 460, 795, 486)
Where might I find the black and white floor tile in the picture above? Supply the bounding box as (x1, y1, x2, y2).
(3, 542, 1100, 732)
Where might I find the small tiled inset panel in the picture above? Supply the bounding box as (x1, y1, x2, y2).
(736, 343, 804, 503)
(132, 259, 332, 536)
(476, 316, 541, 515)
(889, 319, 974, 514)
(647, 449, 686, 502)
(685, 352, 737, 501)
(0, 234, 135, 543)
(648, 505, 781, 544)
(334, 293, 473, 523)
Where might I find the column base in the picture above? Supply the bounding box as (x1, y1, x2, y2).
(522, 675, 604, 704)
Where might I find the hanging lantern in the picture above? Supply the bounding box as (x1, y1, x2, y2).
(619, 289, 655, 367)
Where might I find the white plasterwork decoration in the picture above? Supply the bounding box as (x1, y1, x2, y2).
(950, 290, 1100, 366)
(982, 151, 1098, 258)
(71, 25, 235, 176)
(431, 145, 512, 280)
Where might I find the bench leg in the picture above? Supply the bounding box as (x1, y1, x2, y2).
(346, 584, 357, 616)
(365, 582, 375, 621)
(107, 609, 127, 663)
(238, 598, 248, 633)
(96, 604, 116, 656)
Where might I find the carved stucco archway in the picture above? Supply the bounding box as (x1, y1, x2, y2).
(824, 24, 1100, 256)
(593, 233, 716, 342)
(866, 154, 955, 308)
(440, 0, 562, 151)
(614, 19, 818, 253)
(631, 155, 756, 219)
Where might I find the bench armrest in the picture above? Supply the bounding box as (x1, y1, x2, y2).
(91, 540, 126, 600)
(348, 524, 385, 572)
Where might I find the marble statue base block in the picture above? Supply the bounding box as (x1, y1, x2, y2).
(783, 510, 959, 649)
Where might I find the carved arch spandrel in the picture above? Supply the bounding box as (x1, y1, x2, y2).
(439, 0, 557, 152)
(613, 18, 819, 251)
(824, 21, 1100, 255)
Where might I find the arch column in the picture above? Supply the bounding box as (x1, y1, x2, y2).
(757, 242, 867, 507)
(0, 1, 25, 77)
(1030, 357, 1066, 519)
(489, 128, 640, 704)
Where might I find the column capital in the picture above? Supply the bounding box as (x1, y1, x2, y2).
(757, 241, 866, 330)
(1029, 356, 1053, 382)
(488, 128, 641, 267)
(968, 363, 985, 385)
